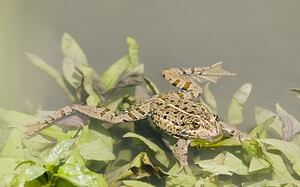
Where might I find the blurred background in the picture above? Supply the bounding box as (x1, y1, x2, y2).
(0, 1, 299, 131)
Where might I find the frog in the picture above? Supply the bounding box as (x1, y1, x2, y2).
(26, 62, 247, 172)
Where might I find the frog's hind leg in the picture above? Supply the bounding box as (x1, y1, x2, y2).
(26, 101, 151, 137)
(162, 62, 236, 99)
(173, 139, 191, 173)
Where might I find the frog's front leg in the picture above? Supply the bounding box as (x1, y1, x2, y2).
(173, 138, 191, 173)
(220, 121, 248, 140)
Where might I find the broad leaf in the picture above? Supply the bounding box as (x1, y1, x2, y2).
(1, 128, 23, 157)
(61, 33, 88, 66)
(200, 83, 217, 114)
(127, 37, 139, 68)
(78, 138, 115, 161)
(122, 180, 155, 187)
(259, 138, 300, 177)
(248, 157, 270, 174)
(227, 83, 252, 125)
(276, 103, 300, 141)
(78, 66, 101, 106)
(25, 53, 76, 102)
(44, 139, 76, 168)
(56, 163, 108, 187)
(291, 88, 300, 99)
(248, 116, 275, 138)
(123, 132, 169, 167)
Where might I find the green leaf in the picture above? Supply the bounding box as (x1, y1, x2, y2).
(62, 57, 83, 89)
(248, 116, 275, 138)
(122, 180, 155, 187)
(61, 33, 88, 67)
(39, 127, 72, 142)
(101, 55, 130, 90)
(78, 138, 115, 161)
(56, 163, 108, 187)
(1, 128, 23, 157)
(23, 164, 47, 182)
(25, 52, 76, 102)
(123, 132, 169, 167)
(223, 151, 248, 175)
(248, 157, 270, 174)
(200, 83, 217, 113)
(44, 139, 76, 168)
(165, 164, 197, 187)
(259, 138, 300, 177)
(127, 37, 139, 68)
(78, 66, 101, 106)
(106, 152, 167, 185)
(291, 88, 300, 99)
(276, 103, 300, 141)
(227, 83, 252, 125)
(254, 106, 283, 139)
(144, 77, 160, 95)
(0, 157, 27, 175)
(190, 138, 242, 148)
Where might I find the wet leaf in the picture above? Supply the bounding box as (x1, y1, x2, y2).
(276, 103, 300, 141)
(223, 151, 248, 175)
(56, 163, 108, 187)
(122, 180, 155, 187)
(227, 83, 252, 125)
(200, 83, 217, 114)
(25, 52, 76, 102)
(23, 164, 47, 182)
(44, 139, 76, 168)
(190, 138, 242, 148)
(0, 157, 27, 175)
(61, 33, 88, 67)
(259, 138, 300, 177)
(243, 179, 300, 187)
(78, 66, 101, 106)
(123, 132, 169, 167)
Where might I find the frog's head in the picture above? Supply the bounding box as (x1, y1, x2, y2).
(179, 113, 224, 143)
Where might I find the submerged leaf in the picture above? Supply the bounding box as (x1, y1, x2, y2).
(25, 53, 76, 102)
(78, 66, 101, 106)
(200, 83, 217, 113)
(227, 83, 252, 125)
(123, 132, 169, 167)
(61, 33, 88, 67)
(276, 103, 300, 141)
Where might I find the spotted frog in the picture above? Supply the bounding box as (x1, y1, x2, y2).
(26, 62, 247, 172)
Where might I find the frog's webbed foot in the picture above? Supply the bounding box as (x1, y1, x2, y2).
(173, 139, 191, 173)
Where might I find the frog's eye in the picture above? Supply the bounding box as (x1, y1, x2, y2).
(193, 121, 200, 127)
